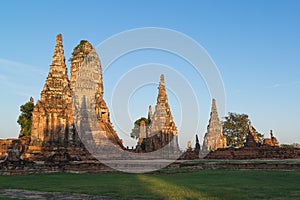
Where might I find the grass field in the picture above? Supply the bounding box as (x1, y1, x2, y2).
(0, 169, 299, 200)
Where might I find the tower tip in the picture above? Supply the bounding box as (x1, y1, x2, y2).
(160, 74, 165, 84)
(56, 34, 63, 44)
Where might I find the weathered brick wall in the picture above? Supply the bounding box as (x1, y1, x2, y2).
(205, 146, 300, 159)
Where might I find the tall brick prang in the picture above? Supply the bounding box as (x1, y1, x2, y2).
(202, 99, 227, 151)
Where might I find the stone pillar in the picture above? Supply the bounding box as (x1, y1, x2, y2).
(138, 120, 146, 145)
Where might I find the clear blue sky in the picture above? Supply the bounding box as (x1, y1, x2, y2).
(0, 1, 299, 148)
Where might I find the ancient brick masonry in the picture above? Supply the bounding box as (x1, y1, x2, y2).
(70, 40, 123, 150)
(204, 123, 299, 160)
(263, 130, 279, 147)
(245, 122, 259, 147)
(70, 40, 94, 92)
(26, 34, 123, 161)
(30, 34, 74, 147)
(0, 137, 30, 160)
(202, 99, 227, 152)
(205, 142, 300, 160)
(137, 120, 147, 146)
(181, 135, 201, 160)
(141, 74, 179, 152)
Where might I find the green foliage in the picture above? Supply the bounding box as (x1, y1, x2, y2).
(222, 112, 264, 147)
(130, 117, 149, 139)
(71, 40, 89, 58)
(256, 132, 265, 144)
(17, 100, 34, 136)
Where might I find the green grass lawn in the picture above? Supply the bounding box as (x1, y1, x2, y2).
(0, 170, 299, 200)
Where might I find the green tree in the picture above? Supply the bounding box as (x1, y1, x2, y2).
(256, 132, 264, 144)
(130, 117, 149, 139)
(222, 112, 264, 147)
(17, 100, 34, 137)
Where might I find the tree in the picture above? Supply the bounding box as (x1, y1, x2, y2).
(256, 132, 264, 144)
(130, 117, 149, 139)
(222, 112, 264, 147)
(17, 99, 34, 137)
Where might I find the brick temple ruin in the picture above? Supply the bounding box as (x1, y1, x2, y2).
(134, 74, 180, 153)
(205, 123, 299, 160)
(202, 99, 227, 152)
(1, 34, 300, 174)
(183, 98, 227, 159)
(1, 34, 124, 164)
(182, 100, 299, 160)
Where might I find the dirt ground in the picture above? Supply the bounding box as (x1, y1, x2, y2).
(0, 189, 142, 200)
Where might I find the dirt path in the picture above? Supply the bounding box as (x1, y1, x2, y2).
(0, 189, 142, 200)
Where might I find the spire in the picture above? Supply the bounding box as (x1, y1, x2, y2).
(50, 34, 67, 75)
(160, 73, 165, 84)
(148, 105, 152, 122)
(142, 74, 179, 152)
(157, 74, 168, 104)
(248, 121, 253, 133)
(196, 134, 199, 143)
(195, 134, 200, 153)
(40, 34, 70, 103)
(202, 98, 226, 151)
(270, 130, 273, 138)
(245, 121, 259, 147)
(211, 98, 219, 119)
(32, 34, 72, 145)
(148, 74, 177, 136)
(248, 121, 259, 143)
(208, 98, 221, 133)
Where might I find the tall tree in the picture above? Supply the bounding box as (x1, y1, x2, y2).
(222, 112, 264, 147)
(17, 99, 34, 137)
(130, 117, 149, 139)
